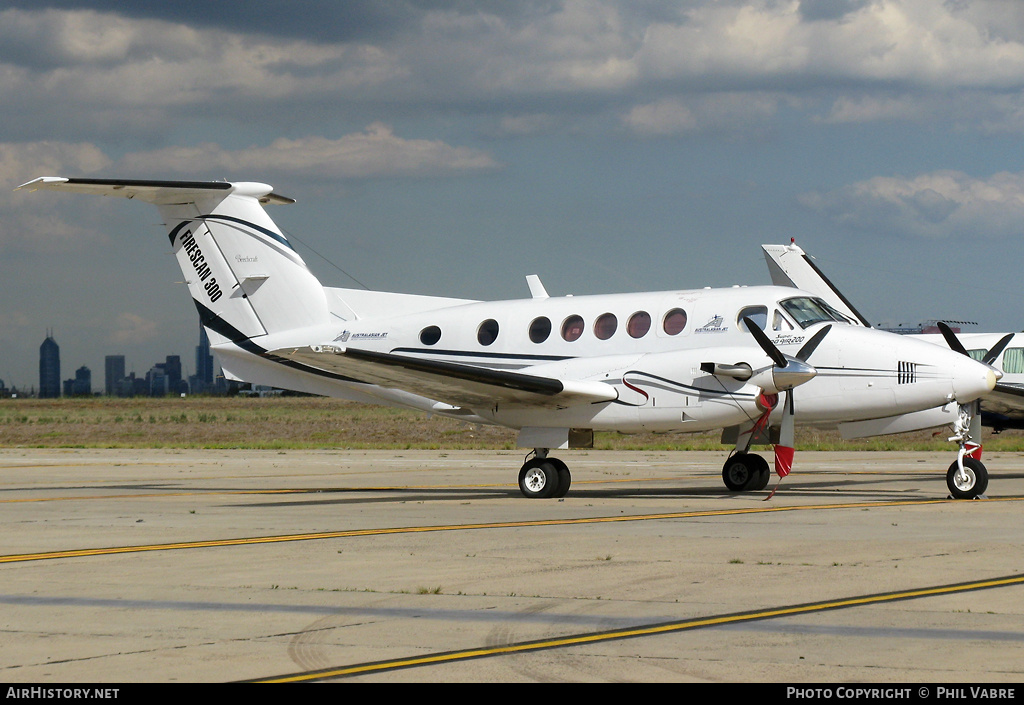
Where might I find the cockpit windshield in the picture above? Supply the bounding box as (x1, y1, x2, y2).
(779, 296, 851, 329)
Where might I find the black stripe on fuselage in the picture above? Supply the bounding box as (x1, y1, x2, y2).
(389, 347, 572, 365)
(192, 300, 367, 385)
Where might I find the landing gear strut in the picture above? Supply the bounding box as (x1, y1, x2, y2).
(518, 450, 571, 499)
(947, 402, 988, 499)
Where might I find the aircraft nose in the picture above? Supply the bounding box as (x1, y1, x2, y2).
(952, 354, 998, 403)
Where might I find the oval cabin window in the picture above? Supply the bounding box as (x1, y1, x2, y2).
(561, 315, 585, 342)
(627, 311, 651, 339)
(594, 313, 617, 340)
(529, 317, 552, 343)
(420, 326, 441, 345)
(477, 319, 499, 346)
(663, 308, 687, 335)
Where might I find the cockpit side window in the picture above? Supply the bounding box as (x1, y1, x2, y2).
(772, 309, 794, 331)
(817, 300, 857, 325)
(780, 297, 843, 329)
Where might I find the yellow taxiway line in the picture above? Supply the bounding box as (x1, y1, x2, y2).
(3, 496, 1023, 564)
(256, 572, 1024, 682)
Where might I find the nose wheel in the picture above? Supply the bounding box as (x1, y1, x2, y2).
(947, 457, 988, 499)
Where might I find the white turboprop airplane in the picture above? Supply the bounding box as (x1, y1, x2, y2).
(763, 240, 1024, 498)
(18, 177, 1000, 499)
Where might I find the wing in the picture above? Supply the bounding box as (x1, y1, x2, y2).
(983, 383, 1024, 418)
(270, 345, 619, 410)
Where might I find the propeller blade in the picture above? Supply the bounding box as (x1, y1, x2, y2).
(937, 321, 969, 357)
(742, 317, 787, 367)
(795, 324, 831, 362)
(983, 333, 1014, 366)
(775, 391, 795, 474)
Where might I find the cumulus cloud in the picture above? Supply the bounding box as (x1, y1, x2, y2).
(1, 123, 496, 254)
(0, 141, 114, 253)
(114, 123, 499, 178)
(0, 8, 406, 139)
(5, 3, 1024, 140)
(623, 92, 782, 135)
(110, 312, 159, 345)
(634, 0, 1024, 88)
(799, 170, 1024, 239)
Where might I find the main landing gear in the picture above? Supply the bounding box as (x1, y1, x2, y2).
(518, 450, 571, 499)
(722, 452, 771, 492)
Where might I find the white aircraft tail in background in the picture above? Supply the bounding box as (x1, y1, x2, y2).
(18, 177, 1001, 499)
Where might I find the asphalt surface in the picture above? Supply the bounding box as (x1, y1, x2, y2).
(2, 447, 1023, 683)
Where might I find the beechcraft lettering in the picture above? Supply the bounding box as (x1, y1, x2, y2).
(19, 176, 1001, 500)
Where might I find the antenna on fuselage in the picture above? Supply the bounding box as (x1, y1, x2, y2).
(526, 274, 549, 299)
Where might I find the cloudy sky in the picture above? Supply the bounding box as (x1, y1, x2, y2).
(4, 0, 1024, 390)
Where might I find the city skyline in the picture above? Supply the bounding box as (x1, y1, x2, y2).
(1, 324, 220, 397)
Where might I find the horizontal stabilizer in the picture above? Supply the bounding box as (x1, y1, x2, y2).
(270, 345, 619, 410)
(17, 177, 295, 206)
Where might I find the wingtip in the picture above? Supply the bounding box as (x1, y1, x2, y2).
(15, 176, 68, 192)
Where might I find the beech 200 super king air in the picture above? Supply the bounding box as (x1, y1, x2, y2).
(18, 177, 1000, 499)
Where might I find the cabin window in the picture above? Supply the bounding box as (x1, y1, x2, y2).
(561, 315, 585, 342)
(419, 325, 441, 346)
(627, 311, 651, 339)
(529, 316, 551, 344)
(594, 313, 617, 340)
(477, 319, 499, 346)
(663, 308, 687, 335)
(1003, 348, 1024, 374)
(738, 306, 768, 331)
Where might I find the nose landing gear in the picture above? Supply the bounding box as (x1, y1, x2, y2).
(947, 402, 988, 499)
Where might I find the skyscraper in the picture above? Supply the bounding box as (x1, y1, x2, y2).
(196, 326, 214, 390)
(105, 355, 125, 396)
(67, 366, 91, 396)
(39, 332, 60, 398)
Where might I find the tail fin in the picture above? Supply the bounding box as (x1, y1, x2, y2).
(18, 178, 331, 346)
(761, 242, 870, 327)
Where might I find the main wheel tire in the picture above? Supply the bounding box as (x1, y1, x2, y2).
(946, 457, 989, 499)
(723, 453, 770, 492)
(519, 458, 560, 499)
(548, 458, 571, 498)
(749, 456, 771, 491)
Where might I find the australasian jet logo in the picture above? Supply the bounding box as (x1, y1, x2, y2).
(333, 330, 388, 343)
(695, 315, 727, 333)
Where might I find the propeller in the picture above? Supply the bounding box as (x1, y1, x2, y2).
(936, 321, 1012, 366)
(742, 318, 832, 485)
